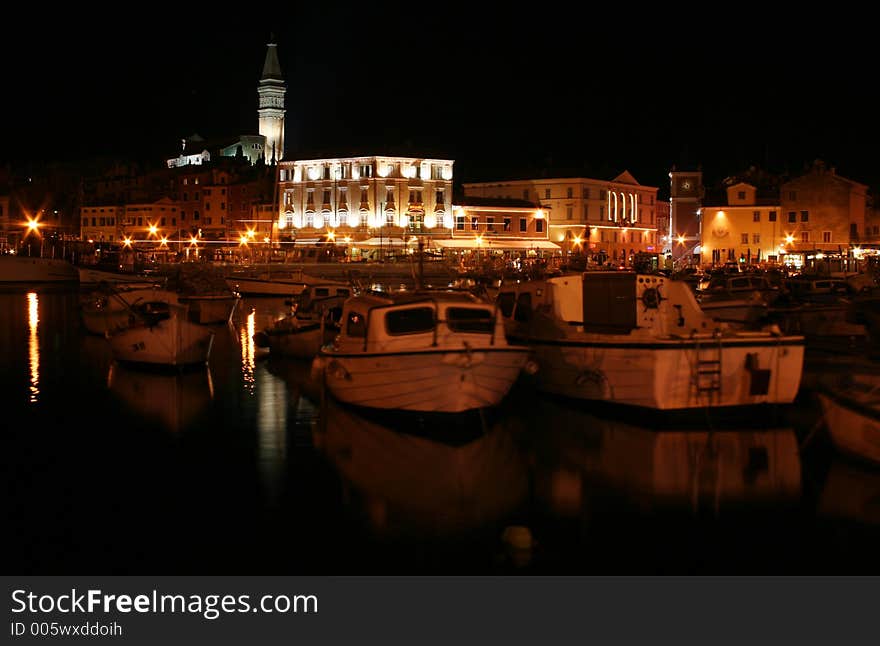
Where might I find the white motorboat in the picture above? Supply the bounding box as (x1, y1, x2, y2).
(695, 274, 779, 325)
(0, 255, 79, 284)
(312, 289, 533, 413)
(106, 300, 214, 368)
(498, 272, 804, 414)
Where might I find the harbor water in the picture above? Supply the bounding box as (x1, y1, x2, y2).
(6, 286, 880, 574)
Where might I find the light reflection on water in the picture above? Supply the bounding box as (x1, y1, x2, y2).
(240, 308, 256, 394)
(6, 290, 880, 573)
(27, 292, 39, 403)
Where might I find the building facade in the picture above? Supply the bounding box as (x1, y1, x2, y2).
(700, 161, 870, 268)
(276, 156, 454, 241)
(462, 171, 659, 262)
(778, 160, 868, 257)
(699, 183, 781, 265)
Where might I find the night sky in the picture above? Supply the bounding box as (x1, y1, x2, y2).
(2, 7, 877, 191)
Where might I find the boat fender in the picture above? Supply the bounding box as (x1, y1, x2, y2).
(523, 360, 539, 375)
(641, 286, 662, 309)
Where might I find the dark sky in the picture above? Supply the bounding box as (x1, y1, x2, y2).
(2, 6, 877, 191)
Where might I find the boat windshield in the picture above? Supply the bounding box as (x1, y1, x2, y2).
(385, 307, 435, 335)
(446, 307, 495, 333)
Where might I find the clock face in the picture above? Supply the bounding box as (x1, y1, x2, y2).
(681, 180, 692, 191)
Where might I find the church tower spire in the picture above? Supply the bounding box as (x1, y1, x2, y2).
(258, 35, 286, 163)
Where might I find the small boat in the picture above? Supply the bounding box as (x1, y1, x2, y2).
(106, 300, 214, 368)
(254, 293, 346, 359)
(312, 289, 533, 413)
(80, 285, 178, 335)
(0, 255, 79, 284)
(498, 271, 804, 416)
(695, 273, 779, 324)
(226, 267, 350, 297)
(77, 265, 155, 289)
(816, 371, 880, 466)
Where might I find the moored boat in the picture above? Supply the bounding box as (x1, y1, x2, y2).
(498, 271, 804, 415)
(106, 300, 214, 368)
(312, 289, 533, 413)
(0, 255, 79, 284)
(816, 371, 880, 466)
(255, 293, 346, 359)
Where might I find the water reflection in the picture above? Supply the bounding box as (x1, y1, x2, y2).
(256, 359, 287, 505)
(240, 308, 256, 394)
(27, 292, 39, 403)
(528, 398, 802, 515)
(106, 363, 214, 433)
(317, 398, 529, 537)
(818, 458, 880, 526)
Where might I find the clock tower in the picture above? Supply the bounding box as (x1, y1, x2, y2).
(668, 168, 703, 264)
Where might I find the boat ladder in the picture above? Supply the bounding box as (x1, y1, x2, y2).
(693, 335, 723, 404)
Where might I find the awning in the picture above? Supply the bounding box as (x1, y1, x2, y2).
(434, 238, 561, 250)
(353, 237, 414, 247)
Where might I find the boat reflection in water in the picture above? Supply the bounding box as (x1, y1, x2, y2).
(316, 397, 529, 538)
(106, 362, 214, 433)
(531, 397, 802, 516)
(818, 458, 880, 526)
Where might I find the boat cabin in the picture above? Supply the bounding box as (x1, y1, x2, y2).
(333, 291, 506, 353)
(498, 271, 723, 337)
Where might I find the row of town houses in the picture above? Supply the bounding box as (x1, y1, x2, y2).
(2, 153, 877, 268)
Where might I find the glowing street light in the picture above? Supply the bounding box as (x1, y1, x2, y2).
(148, 224, 158, 237)
(239, 235, 249, 245)
(785, 234, 795, 245)
(677, 234, 686, 245)
(122, 236, 132, 248)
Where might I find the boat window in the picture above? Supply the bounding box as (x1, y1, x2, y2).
(497, 292, 515, 318)
(385, 307, 435, 335)
(447, 307, 495, 333)
(730, 277, 750, 290)
(314, 287, 329, 297)
(336, 289, 350, 297)
(514, 293, 532, 322)
(347, 312, 367, 337)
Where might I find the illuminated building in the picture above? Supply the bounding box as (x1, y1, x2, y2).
(700, 161, 870, 268)
(276, 156, 454, 241)
(257, 37, 285, 163)
(462, 171, 659, 263)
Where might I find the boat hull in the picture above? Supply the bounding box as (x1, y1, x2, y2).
(315, 347, 530, 413)
(225, 276, 305, 296)
(266, 323, 326, 359)
(108, 315, 214, 368)
(521, 336, 804, 411)
(0, 256, 79, 283)
(817, 390, 880, 466)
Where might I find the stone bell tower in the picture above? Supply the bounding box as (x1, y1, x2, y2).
(258, 36, 286, 164)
